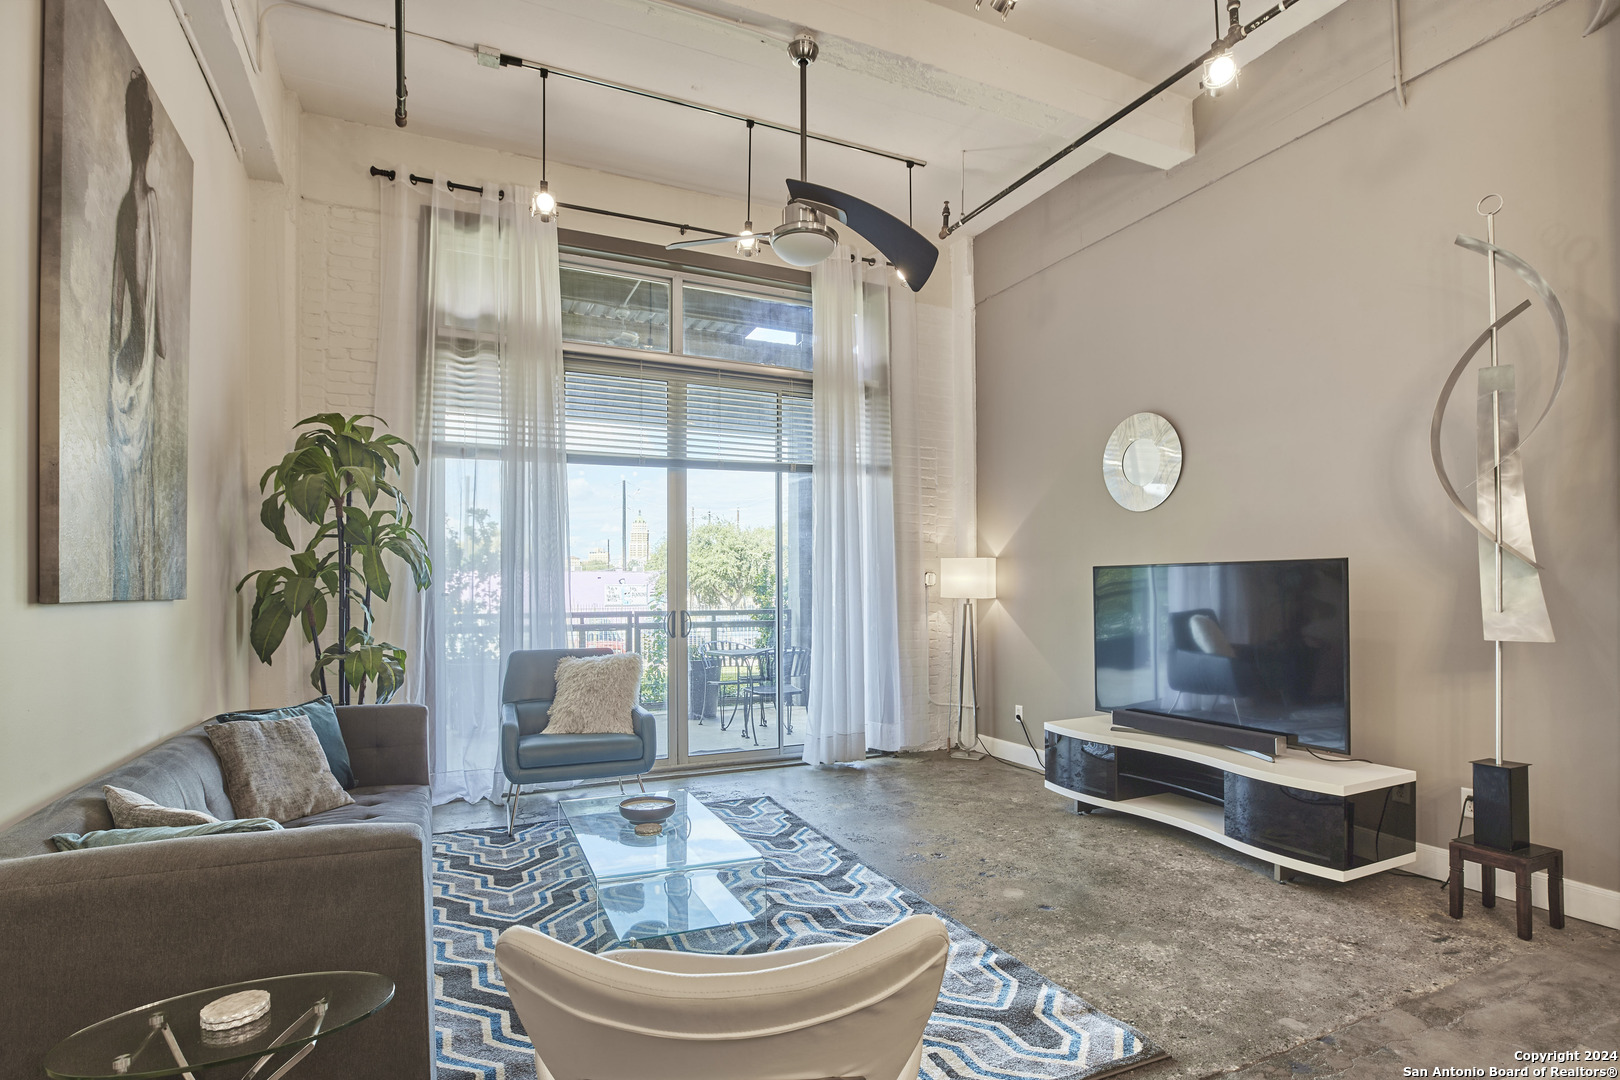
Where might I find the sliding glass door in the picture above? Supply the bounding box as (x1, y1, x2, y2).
(560, 253, 812, 768)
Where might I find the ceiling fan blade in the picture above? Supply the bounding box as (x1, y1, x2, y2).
(786, 179, 939, 291)
(665, 234, 748, 251)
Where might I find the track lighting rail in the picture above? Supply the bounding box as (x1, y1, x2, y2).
(941, 0, 1309, 237)
(259, 1, 924, 168)
(492, 52, 923, 169)
(367, 166, 734, 238)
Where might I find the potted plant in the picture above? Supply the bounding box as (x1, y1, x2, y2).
(239, 413, 432, 704)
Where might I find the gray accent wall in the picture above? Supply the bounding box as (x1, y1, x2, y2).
(973, 0, 1619, 891)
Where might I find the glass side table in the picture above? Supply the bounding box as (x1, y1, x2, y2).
(43, 971, 393, 1080)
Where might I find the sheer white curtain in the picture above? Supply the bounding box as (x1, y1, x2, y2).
(804, 250, 924, 763)
(884, 280, 935, 751)
(375, 174, 568, 804)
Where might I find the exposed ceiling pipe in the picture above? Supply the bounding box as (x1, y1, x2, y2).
(1390, 0, 1407, 108)
(941, 0, 1310, 237)
(394, 0, 407, 127)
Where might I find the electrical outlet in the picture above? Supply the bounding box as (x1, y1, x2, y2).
(1014, 704, 1025, 725)
(1461, 787, 1474, 818)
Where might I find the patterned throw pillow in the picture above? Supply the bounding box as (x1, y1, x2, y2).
(543, 654, 644, 736)
(103, 784, 219, 828)
(212, 695, 355, 789)
(204, 714, 355, 823)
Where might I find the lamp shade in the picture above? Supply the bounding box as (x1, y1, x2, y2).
(939, 557, 996, 600)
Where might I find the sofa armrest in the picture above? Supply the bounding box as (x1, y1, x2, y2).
(632, 705, 658, 761)
(336, 703, 429, 788)
(0, 823, 434, 1079)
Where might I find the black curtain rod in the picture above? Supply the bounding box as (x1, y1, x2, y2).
(368, 166, 732, 237)
(944, 0, 1307, 235)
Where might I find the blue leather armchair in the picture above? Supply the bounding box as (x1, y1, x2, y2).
(499, 648, 658, 835)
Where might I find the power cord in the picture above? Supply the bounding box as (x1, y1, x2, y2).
(1301, 745, 1374, 765)
(949, 710, 1047, 775)
(1440, 795, 1474, 892)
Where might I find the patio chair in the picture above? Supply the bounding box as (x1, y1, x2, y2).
(688, 650, 722, 726)
(748, 645, 809, 736)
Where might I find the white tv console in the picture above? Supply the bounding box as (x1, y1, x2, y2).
(1043, 715, 1418, 882)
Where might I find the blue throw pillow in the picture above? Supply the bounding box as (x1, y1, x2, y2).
(53, 818, 283, 851)
(213, 696, 355, 788)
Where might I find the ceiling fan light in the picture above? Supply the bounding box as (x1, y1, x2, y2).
(771, 225, 838, 267)
(736, 224, 758, 257)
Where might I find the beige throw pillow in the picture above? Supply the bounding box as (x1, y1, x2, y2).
(544, 654, 644, 736)
(103, 785, 219, 828)
(204, 714, 355, 823)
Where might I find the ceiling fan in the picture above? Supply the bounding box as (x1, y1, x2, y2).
(667, 35, 940, 292)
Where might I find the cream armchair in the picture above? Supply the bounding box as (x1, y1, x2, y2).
(495, 914, 951, 1080)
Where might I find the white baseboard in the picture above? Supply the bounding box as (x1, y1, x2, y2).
(989, 734, 1620, 930)
(980, 733, 1043, 771)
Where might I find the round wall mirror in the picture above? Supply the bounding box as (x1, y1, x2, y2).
(1102, 413, 1182, 511)
(1121, 438, 1162, 486)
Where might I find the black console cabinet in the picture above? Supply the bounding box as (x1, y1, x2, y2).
(1044, 716, 1417, 880)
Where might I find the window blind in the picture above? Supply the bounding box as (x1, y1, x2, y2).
(565, 357, 811, 470)
(430, 348, 813, 470)
(430, 329, 502, 448)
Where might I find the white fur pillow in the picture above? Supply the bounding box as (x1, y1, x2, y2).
(545, 654, 644, 736)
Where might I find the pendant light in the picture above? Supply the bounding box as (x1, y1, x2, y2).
(531, 68, 558, 220)
(897, 161, 914, 283)
(1201, 0, 1245, 97)
(736, 120, 758, 257)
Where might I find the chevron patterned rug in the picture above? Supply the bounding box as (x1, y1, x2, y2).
(433, 794, 1165, 1080)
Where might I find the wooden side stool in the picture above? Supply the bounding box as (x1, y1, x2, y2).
(1448, 834, 1565, 941)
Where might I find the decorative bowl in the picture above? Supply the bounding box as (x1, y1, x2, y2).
(199, 989, 271, 1031)
(618, 795, 676, 825)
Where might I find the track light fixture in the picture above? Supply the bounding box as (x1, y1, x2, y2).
(530, 68, 558, 220)
(1201, 0, 1246, 96)
(974, 0, 1017, 19)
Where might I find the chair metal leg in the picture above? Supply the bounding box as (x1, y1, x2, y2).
(507, 785, 522, 837)
(636, 774, 646, 793)
(617, 777, 626, 795)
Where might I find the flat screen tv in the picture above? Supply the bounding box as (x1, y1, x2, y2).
(1093, 558, 1350, 753)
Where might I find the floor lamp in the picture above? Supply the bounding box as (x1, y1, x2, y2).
(940, 557, 995, 760)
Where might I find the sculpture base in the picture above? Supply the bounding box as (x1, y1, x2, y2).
(1471, 759, 1530, 851)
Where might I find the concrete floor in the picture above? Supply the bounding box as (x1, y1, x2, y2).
(434, 753, 1619, 1080)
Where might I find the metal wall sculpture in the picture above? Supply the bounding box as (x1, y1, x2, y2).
(39, 0, 194, 602)
(1430, 196, 1567, 768)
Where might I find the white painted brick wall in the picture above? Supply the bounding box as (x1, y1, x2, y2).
(298, 200, 381, 416)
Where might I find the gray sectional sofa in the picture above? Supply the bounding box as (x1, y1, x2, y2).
(0, 703, 435, 1080)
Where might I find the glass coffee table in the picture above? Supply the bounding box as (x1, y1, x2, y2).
(43, 971, 393, 1079)
(559, 790, 765, 943)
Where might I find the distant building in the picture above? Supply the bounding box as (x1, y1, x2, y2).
(585, 545, 610, 568)
(569, 556, 582, 572)
(629, 513, 649, 569)
(571, 571, 658, 611)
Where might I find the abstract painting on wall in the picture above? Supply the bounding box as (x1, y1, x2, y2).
(39, 0, 193, 603)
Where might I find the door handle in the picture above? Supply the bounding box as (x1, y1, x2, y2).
(680, 610, 692, 638)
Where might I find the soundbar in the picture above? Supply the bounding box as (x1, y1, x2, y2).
(1110, 709, 1288, 761)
